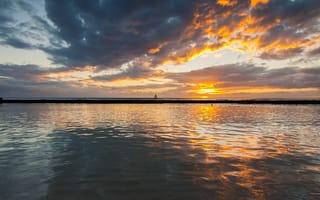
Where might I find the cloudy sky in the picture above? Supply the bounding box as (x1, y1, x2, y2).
(0, 0, 320, 99)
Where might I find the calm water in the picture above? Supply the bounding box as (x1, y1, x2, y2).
(0, 104, 319, 200)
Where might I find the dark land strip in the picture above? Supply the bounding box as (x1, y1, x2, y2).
(1, 98, 320, 104)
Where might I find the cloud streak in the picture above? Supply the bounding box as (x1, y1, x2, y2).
(168, 64, 320, 89)
(1, 62, 319, 98)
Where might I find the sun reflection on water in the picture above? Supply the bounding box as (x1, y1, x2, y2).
(0, 104, 319, 199)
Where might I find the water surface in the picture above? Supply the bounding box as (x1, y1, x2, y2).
(0, 104, 319, 200)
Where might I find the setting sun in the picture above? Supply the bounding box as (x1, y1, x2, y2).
(197, 88, 216, 94)
(191, 84, 219, 96)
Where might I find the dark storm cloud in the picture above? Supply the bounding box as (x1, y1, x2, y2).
(1, 0, 320, 69)
(44, 0, 197, 68)
(168, 64, 320, 89)
(252, 0, 320, 28)
(252, 0, 320, 58)
(0, 0, 15, 38)
(42, 0, 245, 67)
(147, 0, 320, 64)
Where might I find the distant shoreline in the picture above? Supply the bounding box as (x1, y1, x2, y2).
(1, 98, 320, 104)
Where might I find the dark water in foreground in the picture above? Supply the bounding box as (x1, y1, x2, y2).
(0, 104, 319, 200)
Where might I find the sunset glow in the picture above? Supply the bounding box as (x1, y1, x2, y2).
(0, 0, 319, 98)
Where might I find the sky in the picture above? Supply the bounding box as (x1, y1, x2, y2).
(0, 0, 320, 99)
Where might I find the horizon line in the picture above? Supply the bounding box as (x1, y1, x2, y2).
(1, 98, 320, 105)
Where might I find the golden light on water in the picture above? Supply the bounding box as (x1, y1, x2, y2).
(5, 104, 318, 199)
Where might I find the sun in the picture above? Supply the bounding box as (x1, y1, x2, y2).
(197, 88, 216, 94)
(192, 84, 219, 96)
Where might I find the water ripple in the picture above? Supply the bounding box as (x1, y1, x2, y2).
(0, 104, 319, 200)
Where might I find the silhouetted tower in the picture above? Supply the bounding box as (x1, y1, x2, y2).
(154, 94, 158, 99)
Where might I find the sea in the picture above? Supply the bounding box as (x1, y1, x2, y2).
(0, 103, 319, 200)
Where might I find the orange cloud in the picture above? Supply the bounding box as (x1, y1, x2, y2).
(37, 66, 96, 82)
(146, 0, 320, 66)
(148, 42, 168, 54)
(190, 86, 319, 99)
(250, 0, 269, 8)
(217, 0, 238, 7)
(221, 87, 318, 94)
(166, 64, 320, 99)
